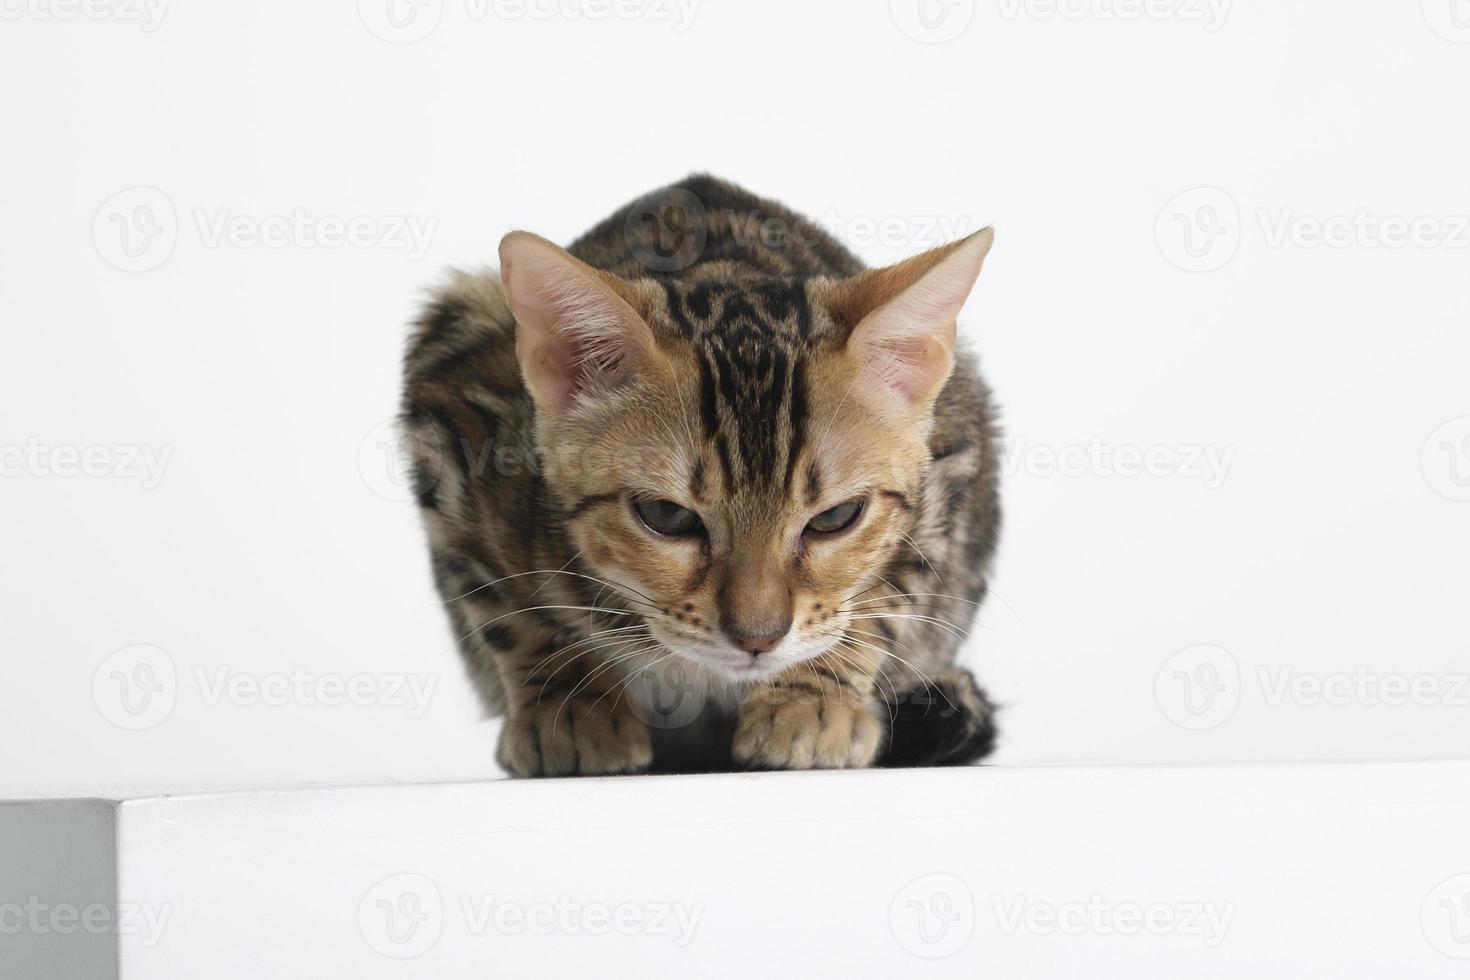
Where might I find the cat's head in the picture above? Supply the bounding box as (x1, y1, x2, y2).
(498, 228, 993, 682)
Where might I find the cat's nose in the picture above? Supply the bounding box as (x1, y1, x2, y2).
(721, 618, 791, 656)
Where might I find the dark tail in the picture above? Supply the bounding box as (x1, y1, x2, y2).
(878, 668, 998, 768)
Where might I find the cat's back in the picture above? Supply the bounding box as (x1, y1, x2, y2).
(569, 174, 864, 281)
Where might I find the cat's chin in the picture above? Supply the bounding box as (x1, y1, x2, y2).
(703, 651, 823, 686)
(668, 646, 787, 685)
(717, 659, 781, 683)
(648, 630, 828, 686)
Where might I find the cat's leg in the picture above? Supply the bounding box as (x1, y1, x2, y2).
(841, 562, 999, 766)
(732, 657, 885, 770)
(490, 624, 655, 777)
(878, 665, 997, 768)
(729, 652, 997, 770)
(429, 541, 653, 777)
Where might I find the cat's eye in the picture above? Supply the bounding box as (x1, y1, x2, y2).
(806, 499, 864, 536)
(632, 498, 705, 538)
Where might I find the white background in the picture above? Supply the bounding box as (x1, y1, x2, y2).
(1, 0, 1467, 799)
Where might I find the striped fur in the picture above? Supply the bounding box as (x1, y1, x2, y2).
(402, 175, 1001, 775)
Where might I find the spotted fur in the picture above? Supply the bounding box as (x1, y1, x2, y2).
(402, 175, 1001, 775)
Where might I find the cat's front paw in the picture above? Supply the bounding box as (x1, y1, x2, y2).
(496, 695, 652, 777)
(733, 679, 882, 770)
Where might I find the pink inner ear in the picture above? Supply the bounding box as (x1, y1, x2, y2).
(554, 328, 629, 406)
(847, 231, 991, 409)
(872, 335, 928, 392)
(501, 232, 650, 414)
(868, 333, 949, 405)
(532, 339, 579, 414)
(522, 319, 621, 415)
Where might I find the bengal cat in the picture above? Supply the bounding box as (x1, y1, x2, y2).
(401, 176, 1001, 776)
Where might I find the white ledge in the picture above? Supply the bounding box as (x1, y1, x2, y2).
(4, 759, 1469, 977)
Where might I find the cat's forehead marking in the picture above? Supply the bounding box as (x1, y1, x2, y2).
(658, 277, 814, 343)
(805, 461, 822, 507)
(688, 457, 706, 503)
(656, 278, 817, 503)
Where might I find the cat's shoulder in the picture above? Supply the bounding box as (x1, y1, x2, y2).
(403, 268, 523, 399)
(409, 268, 513, 349)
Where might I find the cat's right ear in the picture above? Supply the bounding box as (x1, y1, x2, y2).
(499, 231, 659, 415)
(832, 228, 994, 416)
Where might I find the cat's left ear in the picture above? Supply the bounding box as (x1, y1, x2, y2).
(834, 228, 994, 413)
(499, 231, 661, 415)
